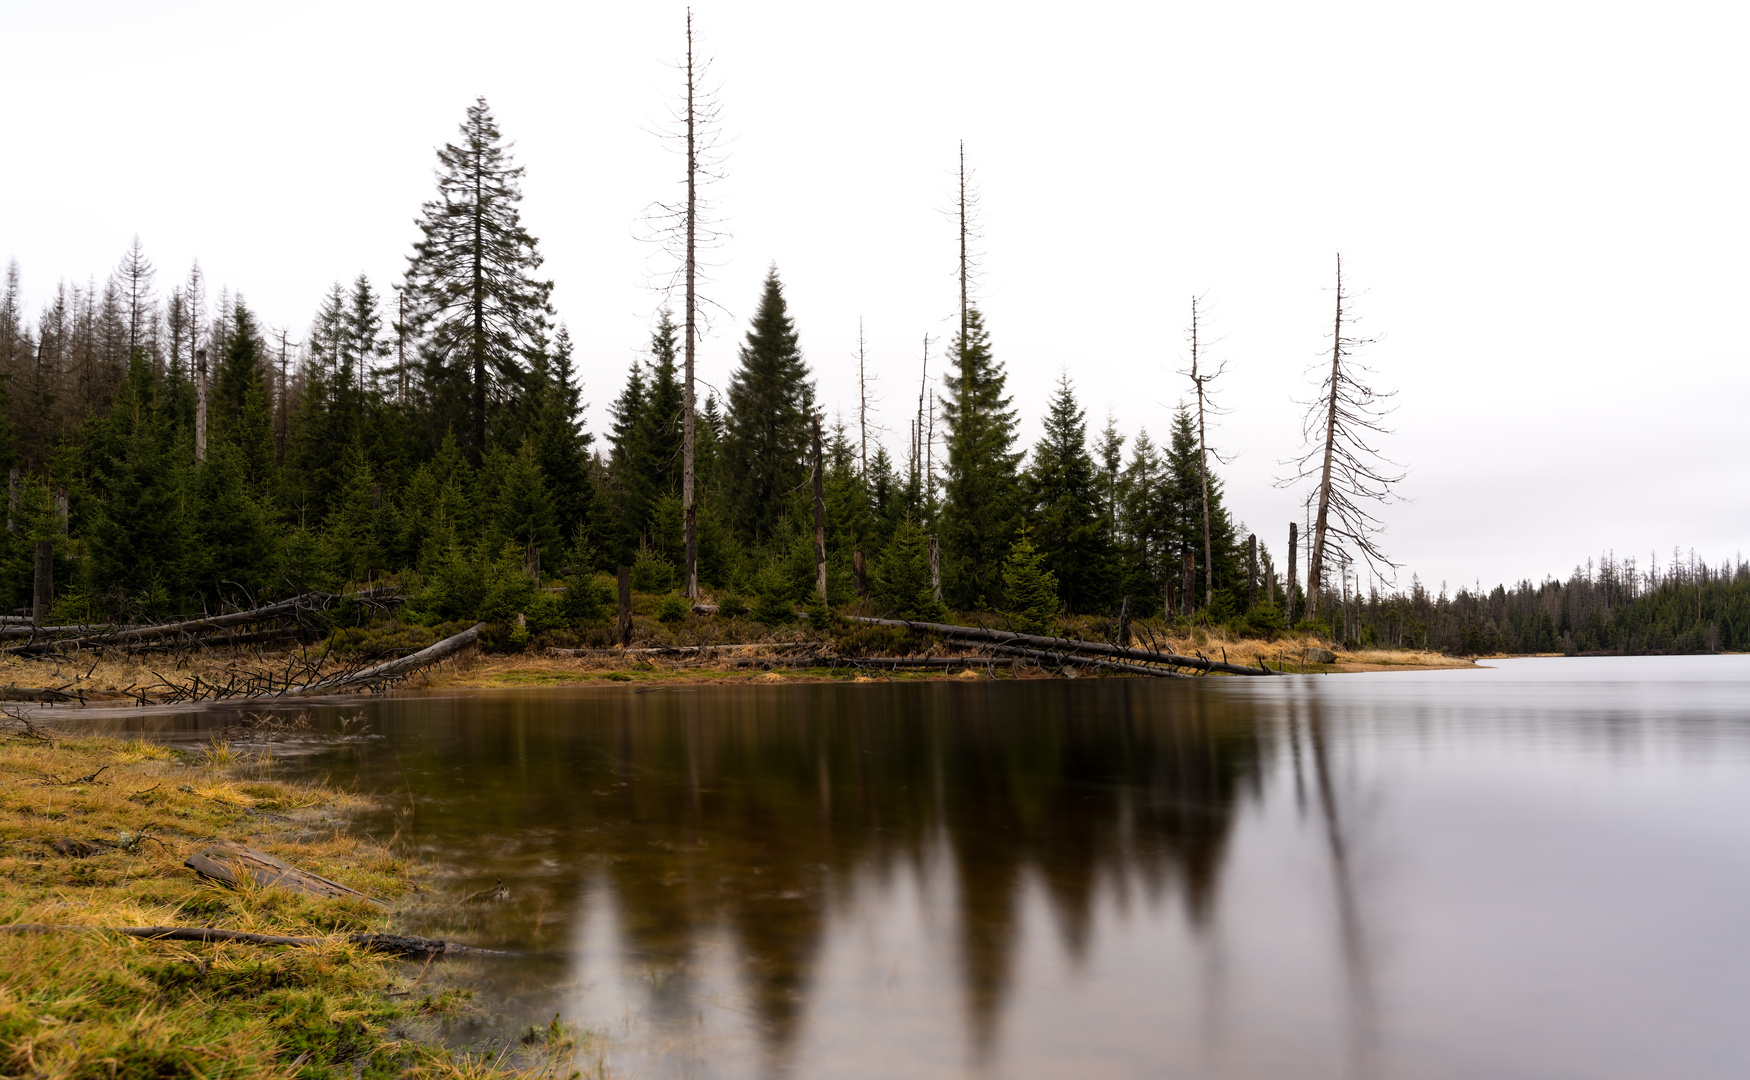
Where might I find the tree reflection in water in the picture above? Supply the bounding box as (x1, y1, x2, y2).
(319, 681, 1264, 1069)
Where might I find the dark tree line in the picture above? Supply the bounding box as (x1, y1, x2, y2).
(1329, 553, 1750, 656)
(2, 98, 1730, 655)
(0, 99, 1284, 632)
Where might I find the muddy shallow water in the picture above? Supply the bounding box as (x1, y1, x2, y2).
(99, 656, 1750, 1078)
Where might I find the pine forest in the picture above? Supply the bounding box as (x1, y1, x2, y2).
(0, 98, 1744, 660)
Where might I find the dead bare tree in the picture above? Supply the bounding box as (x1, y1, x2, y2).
(1280, 255, 1406, 616)
(644, 9, 727, 600)
(1180, 295, 1229, 610)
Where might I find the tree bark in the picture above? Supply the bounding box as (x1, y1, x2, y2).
(617, 565, 632, 647)
(31, 541, 51, 628)
(681, 11, 700, 600)
(1307, 255, 1344, 617)
(812, 418, 827, 600)
(194, 346, 207, 462)
(1287, 521, 1299, 624)
(929, 536, 942, 603)
(842, 615, 1275, 676)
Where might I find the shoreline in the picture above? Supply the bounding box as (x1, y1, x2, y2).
(0, 725, 581, 1077)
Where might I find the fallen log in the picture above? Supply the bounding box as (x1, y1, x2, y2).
(721, 655, 997, 670)
(548, 642, 801, 657)
(944, 639, 1189, 677)
(0, 923, 508, 957)
(185, 840, 381, 903)
(844, 616, 1274, 676)
(287, 621, 485, 695)
(0, 686, 77, 702)
(5, 592, 338, 656)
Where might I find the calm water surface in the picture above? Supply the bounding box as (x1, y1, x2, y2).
(122, 656, 1750, 1078)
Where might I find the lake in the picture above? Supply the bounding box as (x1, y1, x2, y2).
(114, 656, 1750, 1078)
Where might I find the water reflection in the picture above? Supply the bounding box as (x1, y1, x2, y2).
(98, 657, 1750, 1078)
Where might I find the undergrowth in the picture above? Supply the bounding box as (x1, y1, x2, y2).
(0, 723, 586, 1079)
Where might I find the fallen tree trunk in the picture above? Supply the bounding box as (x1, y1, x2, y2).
(0, 923, 507, 957)
(844, 616, 1274, 676)
(721, 654, 998, 670)
(185, 840, 381, 902)
(5, 592, 338, 656)
(287, 622, 485, 695)
(549, 642, 802, 657)
(944, 639, 1190, 677)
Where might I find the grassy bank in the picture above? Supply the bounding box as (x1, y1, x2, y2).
(0, 724, 578, 1079)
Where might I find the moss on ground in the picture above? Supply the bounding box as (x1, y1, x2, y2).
(0, 726, 582, 1079)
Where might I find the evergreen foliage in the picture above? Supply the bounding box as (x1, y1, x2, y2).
(722, 267, 816, 544)
(1001, 530, 1060, 635)
(937, 306, 1019, 608)
(1023, 375, 1117, 615)
(403, 97, 553, 457)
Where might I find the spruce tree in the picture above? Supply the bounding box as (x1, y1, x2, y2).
(83, 356, 188, 611)
(606, 361, 650, 562)
(636, 311, 685, 498)
(721, 267, 817, 544)
(1023, 375, 1116, 614)
(1001, 530, 1060, 635)
(188, 437, 277, 604)
(1164, 404, 1241, 612)
(525, 325, 594, 543)
(937, 305, 1019, 608)
(214, 302, 276, 494)
(403, 97, 553, 457)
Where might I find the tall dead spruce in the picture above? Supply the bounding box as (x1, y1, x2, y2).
(1181, 295, 1227, 611)
(646, 10, 727, 600)
(1282, 255, 1406, 616)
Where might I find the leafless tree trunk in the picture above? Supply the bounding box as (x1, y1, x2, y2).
(857, 316, 869, 477)
(1287, 521, 1299, 624)
(681, 11, 700, 599)
(194, 346, 208, 463)
(1284, 255, 1405, 617)
(813, 417, 827, 600)
(1183, 296, 1226, 609)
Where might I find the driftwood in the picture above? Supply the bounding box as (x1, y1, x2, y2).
(5, 592, 339, 656)
(844, 616, 1275, 676)
(548, 643, 801, 657)
(0, 686, 77, 702)
(0, 923, 507, 957)
(185, 840, 381, 903)
(288, 622, 485, 695)
(943, 639, 1190, 677)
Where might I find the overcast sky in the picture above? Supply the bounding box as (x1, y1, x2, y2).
(5, 0, 1745, 593)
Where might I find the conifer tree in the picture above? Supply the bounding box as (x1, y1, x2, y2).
(82, 356, 187, 610)
(937, 305, 1019, 608)
(1164, 404, 1241, 612)
(1023, 375, 1116, 613)
(636, 312, 685, 497)
(213, 303, 276, 495)
(525, 325, 594, 543)
(188, 437, 277, 604)
(870, 520, 945, 620)
(403, 97, 553, 457)
(1001, 530, 1060, 635)
(606, 361, 650, 562)
(721, 267, 816, 544)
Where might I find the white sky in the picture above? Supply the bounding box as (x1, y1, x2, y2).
(4, 0, 1746, 594)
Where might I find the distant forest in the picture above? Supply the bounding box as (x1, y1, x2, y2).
(0, 99, 1741, 657)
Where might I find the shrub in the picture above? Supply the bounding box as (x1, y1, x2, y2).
(718, 592, 749, 618)
(631, 547, 675, 593)
(1002, 531, 1060, 635)
(560, 573, 615, 626)
(657, 592, 690, 623)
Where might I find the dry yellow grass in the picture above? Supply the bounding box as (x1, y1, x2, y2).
(0, 723, 585, 1079)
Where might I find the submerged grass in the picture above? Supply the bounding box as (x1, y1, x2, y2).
(0, 724, 585, 1079)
